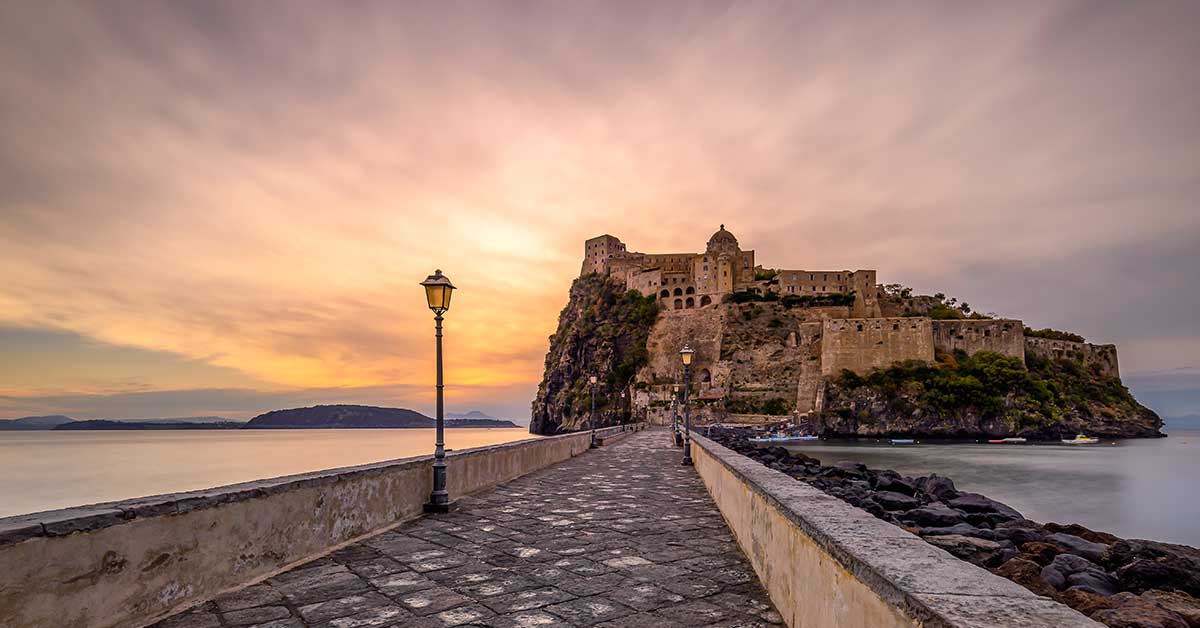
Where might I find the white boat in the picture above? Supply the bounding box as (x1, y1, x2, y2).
(1062, 434, 1100, 444)
(889, 438, 916, 445)
(748, 434, 820, 443)
(988, 437, 1028, 444)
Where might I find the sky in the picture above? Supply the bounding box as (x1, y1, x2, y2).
(1, 1, 1198, 422)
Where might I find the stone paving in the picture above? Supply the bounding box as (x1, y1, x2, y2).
(152, 429, 782, 628)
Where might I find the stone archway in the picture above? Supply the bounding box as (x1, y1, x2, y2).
(660, 289, 670, 299)
(674, 298, 683, 310)
(673, 288, 683, 297)
(685, 297, 695, 309)
(685, 286, 695, 295)
(699, 368, 712, 383)
(700, 295, 712, 307)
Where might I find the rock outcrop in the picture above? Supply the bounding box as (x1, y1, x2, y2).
(529, 274, 659, 435)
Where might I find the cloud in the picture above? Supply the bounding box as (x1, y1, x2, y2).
(0, 1, 1198, 420)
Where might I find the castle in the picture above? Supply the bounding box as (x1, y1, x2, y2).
(581, 226, 1119, 423)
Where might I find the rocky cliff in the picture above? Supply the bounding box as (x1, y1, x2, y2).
(529, 274, 659, 435)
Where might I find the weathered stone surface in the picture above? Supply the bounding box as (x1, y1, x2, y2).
(994, 557, 1059, 598)
(1105, 540, 1200, 597)
(875, 490, 920, 511)
(904, 502, 966, 527)
(1142, 590, 1200, 628)
(925, 534, 1006, 567)
(1092, 592, 1189, 628)
(948, 492, 1023, 521)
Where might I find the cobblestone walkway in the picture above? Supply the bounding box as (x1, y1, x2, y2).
(155, 429, 782, 628)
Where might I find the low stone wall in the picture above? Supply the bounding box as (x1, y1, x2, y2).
(0, 425, 637, 628)
(689, 433, 1102, 628)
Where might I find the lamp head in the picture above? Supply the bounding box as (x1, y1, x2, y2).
(420, 269, 455, 314)
(680, 344, 695, 366)
(589, 375, 598, 384)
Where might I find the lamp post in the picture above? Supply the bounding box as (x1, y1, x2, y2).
(589, 375, 598, 448)
(680, 344, 695, 465)
(420, 269, 456, 513)
(672, 384, 681, 446)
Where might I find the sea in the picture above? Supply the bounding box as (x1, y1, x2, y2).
(0, 428, 534, 519)
(2, 427, 1197, 548)
(774, 428, 1200, 547)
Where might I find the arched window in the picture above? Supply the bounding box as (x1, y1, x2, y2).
(700, 369, 712, 383)
(685, 297, 695, 308)
(685, 286, 695, 295)
(700, 295, 712, 307)
(673, 288, 683, 297)
(660, 289, 670, 299)
(674, 299, 683, 310)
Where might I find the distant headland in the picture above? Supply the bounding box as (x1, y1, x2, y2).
(0, 406, 518, 430)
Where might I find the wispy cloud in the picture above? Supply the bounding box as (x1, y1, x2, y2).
(1, 1, 1198, 419)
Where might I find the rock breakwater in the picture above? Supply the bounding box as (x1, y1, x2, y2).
(708, 426, 1200, 628)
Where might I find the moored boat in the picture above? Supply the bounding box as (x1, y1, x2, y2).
(988, 437, 1028, 444)
(889, 438, 916, 445)
(748, 434, 820, 443)
(1062, 434, 1100, 444)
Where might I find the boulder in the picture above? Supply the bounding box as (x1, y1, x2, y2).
(903, 502, 965, 528)
(1092, 592, 1189, 628)
(947, 492, 1024, 520)
(830, 461, 868, 478)
(875, 473, 918, 496)
(926, 534, 1006, 568)
(1044, 522, 1122, 545)
(922, 523, 995, 540)
(914, 474, 959, 501)
(994, 523, 1048, 546)
(1067, 570, 1120, 597)
(1058, 588, 1119, 616)
(1047, 532, 1109, 563)
(1142, 590, 1200, 628)
(873, 491, 920, 512)
(1020, 542, 1063, 566)
(1105, 540, 1200, 598)
(994, 557, 1058, 598)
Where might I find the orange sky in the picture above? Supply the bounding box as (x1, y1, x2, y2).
(1, 2, 1198, 421)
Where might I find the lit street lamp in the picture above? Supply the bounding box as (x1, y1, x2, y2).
(680, 344, 695, 465)
(420, 269, 456, 513)
(589, 375, 598, 448)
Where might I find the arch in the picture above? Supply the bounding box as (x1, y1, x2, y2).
(700, 295, 712, 307)
(673, 288, 683, 297)
(685, 286, 695, 295)
(685, 297, 695, 308)
(700, 369, 712, 383)
(660, 289, 670, 299)
(674, 298, 683, 310)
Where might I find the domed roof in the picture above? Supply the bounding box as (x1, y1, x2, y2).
(706, 224, 739, 251)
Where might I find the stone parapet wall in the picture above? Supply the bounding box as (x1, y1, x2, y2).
(821, 317, 934, 376)
(690, 433, 1102, 628)
(1025, 337, 1119, 377)
(932, 319, 1025, 360)
(0, 426, 640, 628)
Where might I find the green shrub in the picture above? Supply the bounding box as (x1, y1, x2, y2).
(1024, 327, 1085, 342)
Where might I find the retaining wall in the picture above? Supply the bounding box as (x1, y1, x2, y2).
(690, 433, 1102, 628)
(0, 425, 639, 628)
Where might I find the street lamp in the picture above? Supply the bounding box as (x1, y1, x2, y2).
(672, 384, 681, 446)
(420, 269, 456, 513)
(680, 344, 695, 465)
(589, 375, 598, 448)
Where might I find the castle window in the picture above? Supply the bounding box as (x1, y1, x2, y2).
(673, 288, 682, 296)
(686, 287, 695, 295)
(792, 274, 797, 280)
(857, 324, 864, 332)
(703, 265, 708, 271)
(893, 324, 899, 330)
(685, 297, 695, 308)
(810, 274, 814, 280)
(674, 299, 683, 310)
(984, 330, 991, 337)
(660, 290, 670, 298)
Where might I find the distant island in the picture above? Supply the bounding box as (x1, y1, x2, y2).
(2, 407, 518, 431)
(242, 405, 518, 429)
(0, 415, 75, 430)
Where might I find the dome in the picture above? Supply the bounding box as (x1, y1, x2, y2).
(706, 224, 739, 252)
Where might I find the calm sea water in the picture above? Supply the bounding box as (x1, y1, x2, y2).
(773, 428, 1200, 547)
(0, 428, 535, 518)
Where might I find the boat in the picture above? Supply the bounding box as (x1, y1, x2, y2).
(987, 437, 1028, 444)
(1062, 434, 1100, 444)
(748, 434, 820, 443)
(889, 438, 916, 445)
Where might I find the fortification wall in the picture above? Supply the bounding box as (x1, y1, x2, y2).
(821, 317, 934, 375)
(932, 319, 1025, 360)
(1025, 337, 1120, 377)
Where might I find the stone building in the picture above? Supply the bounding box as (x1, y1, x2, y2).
(583, 225, 879, 316)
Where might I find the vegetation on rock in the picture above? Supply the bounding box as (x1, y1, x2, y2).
(824, 350, 1161, 438)
(529, 274, 659, 435)
(1025, 327, 1087, 342)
